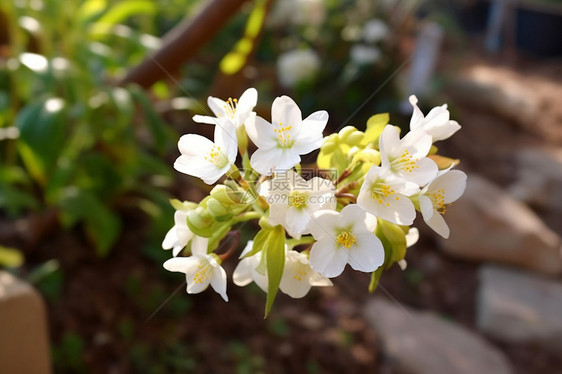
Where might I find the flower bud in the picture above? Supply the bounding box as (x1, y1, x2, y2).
(210, 185, 236, 206)
(187, 207, 213, 229)
(338, 126, 357, 142)
(345, 130, 364, 146)
(206, 197, 229, 218)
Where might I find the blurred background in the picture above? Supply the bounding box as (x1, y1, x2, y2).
(0, 0, 561, 373)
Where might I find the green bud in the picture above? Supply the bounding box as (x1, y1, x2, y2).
(338, 126, 357, 142)
(206, 197, 229, 218)
(187, 207, 212, 229)
(210, 185, 236, 206)
(345, 130, 364, 146)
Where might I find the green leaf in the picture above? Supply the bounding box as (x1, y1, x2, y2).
(16, 98, 67, 184)
(361, 113, 389, 147)
(0, 245, 24, 268)
(368, 267, 383, 293)
(77, 0, 107, 23)
(128, 85, 170, 153)
(376, 218, 407, 269)
(89, 0, 157, 37)
(264, 225, 285, 317)
(58, 189, 121, 256)
(242, 227, 269, 259)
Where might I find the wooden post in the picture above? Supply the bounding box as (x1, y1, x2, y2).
(119, 0, 249, 89)
(0, 271, 52, 374)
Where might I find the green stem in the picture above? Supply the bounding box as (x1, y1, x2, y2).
(232, 210, 262, 224)
(286, 236, 316, 249)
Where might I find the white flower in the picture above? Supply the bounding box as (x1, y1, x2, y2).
(232, 241, 268, 292)
(174, 125, 237, 184)
(246, 95, 328, 175)
(308, 204, 384, 278)
(350, 45, 381, 65)
(409, 95, 461, 142)
(163, 236, 228, 301)
(233, 241, 332, 298)
(277, 49, 321, 88)
(280, 250, 332, 298)
(418, 169, 467, 239)
(263, 170, 336, 238)
(192, 88, 257, 129)
(363, 19, 389, 43)
(357, 164, 419, 225)
(379, 125, 438, 186)
(162, 210, 194, 257)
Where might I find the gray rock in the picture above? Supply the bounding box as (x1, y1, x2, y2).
(438, 174, 562, 275)
(477, 265, 562, 350)
(364, 298, 513, 374)
(509, 147, 562, 211)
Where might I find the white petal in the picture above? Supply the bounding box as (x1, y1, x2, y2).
(237, 87, 258, 114)
(190, 236, 209, 257)
(172, 244, 185, 257)
(208, 97, 227, 117)
(308, 270, 333, 287)
(271, 96, 302, 129)
(280, 251, 313, 298)
(193, 115, 221, 125)
(245, 114, 277, 149)
(268, 201, 289, 227)
(425, 209, 450, 238)
(292, 110, 329, 154)
(309, 239, 349, 278)
(419, 195, 434, 221)
(424, 104, 450, 131)
(214, 123, 238, 163)
(239, 240, 254, 259)
(379, 125, 400, 165)
(308, 209, 339, 240)
(400, 128, 432, 159)
(409, 95, 425, 131)
(233, 257, 256, 287)
(250, 147, 284, 175)
(357, 189, 416, 226)
(430, 170, 467, 204)
(163, 256, 199, 273)
(340, 204, 370, 232)
(348, 232, 385, 273)
(432, 120, 461, 142)
(210, 265, 228, 301)
(399, 157, 438, 186)
(162, 227, 177, 250)
(275, 148, 302, 171)
(285, 207, 312, 238)
(406, 227, 419, 247)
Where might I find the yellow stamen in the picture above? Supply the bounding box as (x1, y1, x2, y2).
(223, 97, 238, 119)
(273, 122, 294, 148)
(336, 231, 356, 249)
(430, 188, 448, 215)
(288, 191, 308, 208)
(203, 145, 227, 167)
(391, 149, 420, 173)
(371, 181, 397, 204)
(193, 262, 212, 284)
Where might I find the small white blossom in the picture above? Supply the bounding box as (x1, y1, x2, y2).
(363, 19, 389, 43)
(308, 204, 384, 278)
(277, 49, 321, 88)
(418, 169, 467, 238)
(246, 95, 328, 175)
(162, 210, 194, 257)
(232, 241, 268, 292)
(409, 95, 461, 142)
(263, 170, 336, 238)
(280, 250, 332, 298)
(193, 88, 257, 129)
(379, 125, 438, 186)
(163, 236, 228, 301)
(233, 241, 332, 298)
(350, 45, 381, 65)
(174, 125, 237, 185)
(357, 164, 419, 225)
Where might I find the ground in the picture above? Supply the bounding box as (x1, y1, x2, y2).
(3, 53, 562, 373)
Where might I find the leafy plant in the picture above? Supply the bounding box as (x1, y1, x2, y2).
(0, 0, 177, 255)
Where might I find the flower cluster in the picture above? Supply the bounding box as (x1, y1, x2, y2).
(162, 88, 466, 316)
